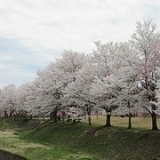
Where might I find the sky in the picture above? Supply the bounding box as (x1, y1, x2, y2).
(0, 0, 160, 88)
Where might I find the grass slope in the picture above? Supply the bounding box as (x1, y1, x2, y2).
(0, 119, 97, 160)
(20, 120, 160, 160)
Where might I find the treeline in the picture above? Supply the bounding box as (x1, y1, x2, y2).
(0, 20, 160, 130)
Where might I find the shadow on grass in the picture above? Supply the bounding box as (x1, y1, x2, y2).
(0, 149, 27, 160)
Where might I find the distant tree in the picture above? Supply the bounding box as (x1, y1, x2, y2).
(16, 83, 33, 111)
(0, 84, 17, 118)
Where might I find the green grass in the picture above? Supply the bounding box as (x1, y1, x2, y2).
(0, 129, 97, 160)
(20, 120, 160, 160)
(0, 117, 160, 160)
(0, 119, 98, 160)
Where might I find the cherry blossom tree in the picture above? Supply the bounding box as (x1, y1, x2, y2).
(91, 76, 118, 127)
(90, 41, 141, 128)
(16, 83, 32, 111)
(130, 20, 160, 130)
(0, 84, 17, 118)
(90, 41, 124, 127)
(55, 50, 86, 84)
(32, 50, 86, 122)
(112, 43, 140, 129)
(34, 66, 62, 121)
(65, 60, 97, 126)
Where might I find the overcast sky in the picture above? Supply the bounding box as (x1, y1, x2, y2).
(0, 0, 160, 88)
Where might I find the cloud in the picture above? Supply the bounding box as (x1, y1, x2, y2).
(0, 36, 61, 88)
(0, 0, 160, 88)
(0, 68, 35, 88)
(0, 0, 156, 52)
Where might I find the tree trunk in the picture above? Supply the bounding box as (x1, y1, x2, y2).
(151, 112, 158, 130)
(96, 112, 99, 119)
(29, 114, 32, 120)
(9, 110, 13, 118)
(88, 115, 91, 126)
(144, 104, 158, 130)
(4, 111, 8, 118)
(151, 104, 158, 130)
(62, 111, 65, 124)
(105, 114, 111, 127)
(53, 110, 58, 122)
(62, 117, 65, 124)
(86, 105, 92, 126)
(127, 113, 132, 129)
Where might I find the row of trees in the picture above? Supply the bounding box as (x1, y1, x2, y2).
(0, 20, 160, 130)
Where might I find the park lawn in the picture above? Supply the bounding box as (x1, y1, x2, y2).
(86, 115, 160, 129)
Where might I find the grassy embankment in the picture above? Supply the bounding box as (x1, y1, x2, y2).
(0, 118, 97, 160)
(0, 116, 160, 160)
